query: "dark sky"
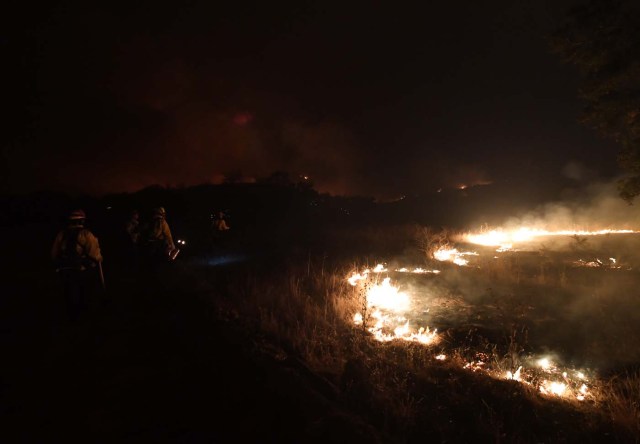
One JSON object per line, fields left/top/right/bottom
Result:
{"left": 2, "top": 0, "right": 620, "bottom": 199}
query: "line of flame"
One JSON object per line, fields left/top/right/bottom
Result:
{"left": 464, "top": 228, "right": 637, "bottom": 248}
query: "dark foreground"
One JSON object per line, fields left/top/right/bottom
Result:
{"left": 2, "top": 249, "right": 383, "bottom": 443}
{"left": 1, "top": 245, "right": 631, "bottom": 444}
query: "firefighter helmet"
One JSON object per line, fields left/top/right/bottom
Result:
{"left": 153, "top": 207, "right": 166, "bottom": 217}
{"left": 68, "top": 209, "right": 86, "bottom": 220}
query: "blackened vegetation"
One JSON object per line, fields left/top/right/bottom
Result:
{"left": 0, "top": 182, "right": 635, "bottom": 443}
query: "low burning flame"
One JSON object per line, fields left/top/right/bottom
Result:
{"left": 396, "top": 267, "right": 441, "bottom": 274}
{"left": 537, "top": 357, "right": 553, "bottom": 370}
{"left": 367, "top": 277, "right": 411, "bottom": 311}
{"left": 347, "top": 267, "right": 439, "bottom": 345}
{"left": 540, "top": 380, "right": 567, "bottom": 396}
{"left": 355, "top": 308, "right": 438, "bottom": 344}
{"left": 572, "top": 257, "right": 622, "bottom": 269}
{"left": 373, "top": 264, "right": 387, "bottom": 273}
{"left": 500, "top": 356, "right": 595, "bottom": 401}
{"left": 433, "top": 247, "right": 478, "bottom": 266}
{"left": 463, "top": 227, "right": 637, "bottom": 251}
{"left": 506, "top": 366, "right": 522, "bottom": 381}
{"left": 347, "top": 263, "right": 599, "bottom": 403}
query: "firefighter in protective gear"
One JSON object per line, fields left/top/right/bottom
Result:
{"left": 126, "top": 209, "right": 140, "bottom": 244}
{"left": 51, "top": 209, "right": 103, "bottom": 320}
{"left": 210, "top": 210, "right": 232, "bottom": 251}
{"left": 139, "top": 207, "right": 176, "bottom": 267}
{"left": 122, "top": 209, "right": 141, "bottom": 272}
{"left": 213, "top": 211, "right": 230, "bottom": 231}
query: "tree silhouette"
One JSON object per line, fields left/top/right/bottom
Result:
{"left": 550, "top": 0, "right": 640, "bottom": 201}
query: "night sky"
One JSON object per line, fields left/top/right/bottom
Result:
{"left": 3, "top": 0, "right": 620, "bottom": 199}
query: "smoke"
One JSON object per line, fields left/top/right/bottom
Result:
{"left": 378, "top": 178, "right": 640, "bottom": 371}
{"left": 562, "top": 161, "right": 597, "bottom": 182}
{"left": 279, "top": 121, "right": 361, "bottom": 195}
{"left": 383, "top": 246, "right": 640, "bottom": 371}
{"left": 490, "top": 179, "right": 640, "bottom": 232}
{"left": 86, "top": 112, "right": 364, "bottom": 196}
{"left": 15, "top": 40, "right": 371, "bottom": 196}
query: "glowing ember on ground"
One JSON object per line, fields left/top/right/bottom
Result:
{"left": 495, "top": 355, "right": 596, "bottom": 401}
{"left": 577, "top": 384, "right": 589, "bottom": 401}
{"left": 463, "top": 361, "right": 485, "bottom": 371}
{"left": 572, "top": 258, "right": 622, "bottom": 269}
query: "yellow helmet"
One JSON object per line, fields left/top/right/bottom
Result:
{"left": 153, "top": 207, "right": 166, "bottom": 217}
{"left": 68, "top": 209, "right": 86, "bottom": 220}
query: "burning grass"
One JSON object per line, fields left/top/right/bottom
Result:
{"left": 153, "top": 217, "right": 640, "bottom": 442}
{"left": 195, "top": 234, "right": 640, "bottom": 441}
{"left": 346, "top": 264, "right": 604, "bottom": 403}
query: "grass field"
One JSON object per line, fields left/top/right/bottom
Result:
{"left": 4, "top": 210, "right": 640, "bottom": 442}
{"left": 183, "top": 226, "right": 640, "bottom": 442}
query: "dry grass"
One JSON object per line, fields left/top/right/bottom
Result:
{"left": 195, "top": 263, "right": 626, "bottom": 441}
{"left": 603, "top": 371, "right": 640, "bottom": 439}
{"left": 219, "top": 262, "right": 362, "bottom": 374}
{"left": 415, "top": 225, "right": 454, "bottom": 260}
{"left": 190, "top": 223, "right": 640, "bottom": 441}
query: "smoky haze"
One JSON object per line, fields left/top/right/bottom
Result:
{"left": 381, "top": 230, "right": 640, "bottom": 374}
{"left": 463, "top": 179, "right": 640, "bottom": 233}
{"left": 3, "top": 0, "right": 622, "bottom": 199}
{"left": 371, "top": 177, "right": 640, "bottom": 373}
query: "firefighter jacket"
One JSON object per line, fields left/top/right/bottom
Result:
{"left": 126, "top": 218, "right": 140, "bottom": 244}
{"left": 213, "top": 218, "right": 230, "bottom": 231}
{"left": 141, "top": 216, "right": 175, "bottom": 251}
{"left": 51, "top": 226, "right": 103, "bottom": 270}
